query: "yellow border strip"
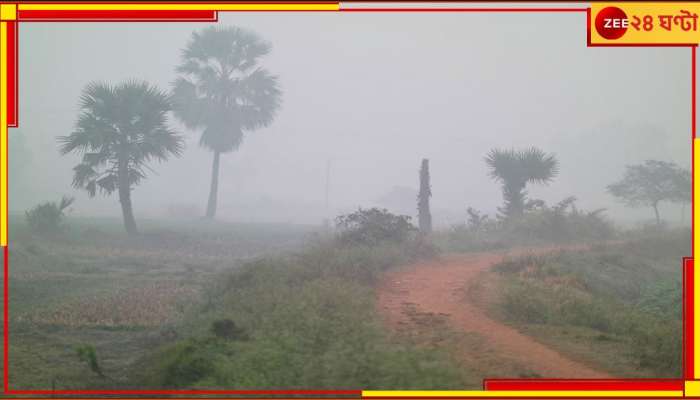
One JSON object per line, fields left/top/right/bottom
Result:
{"left": 0, "top": 21, "right": 7, "bottom": 248}
{"left": 362, "top": 390, "right": 684, "bottom": 398}
{"left": 17, "top": 3, "right": 340, "bottom": 11}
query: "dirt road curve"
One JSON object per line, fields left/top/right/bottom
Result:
{"left": 377, "top": 247, "right": 611, "bottom": 379}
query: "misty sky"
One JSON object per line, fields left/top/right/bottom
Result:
{"left": 11, "top": 11, "right": 693, "bottom": 226}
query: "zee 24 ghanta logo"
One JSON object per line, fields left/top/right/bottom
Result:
{"left": 595, "top": 6, "right": 699, "bottom": 40}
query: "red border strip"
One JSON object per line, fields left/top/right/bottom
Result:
{"left": 483, "top": 380, "right": 684, "bottom": 392}
{"left": 5, "top": 21, "right": 16, "bottom": 128}
{"left": 1, "top": 3, "right": 695, "bottom": 397}
{"left": 17, "top": 10, "right": 218, "bottom": 21}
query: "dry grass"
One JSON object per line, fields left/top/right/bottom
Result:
{"left": 20, "top": 282, "right": 199, "bottom": 328}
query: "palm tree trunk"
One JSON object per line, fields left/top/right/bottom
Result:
{"left": 118, "top": 159, "right": 138, "bottom": 235}
{"left": 205, "top": 150, "right": 221, "bottom": 219}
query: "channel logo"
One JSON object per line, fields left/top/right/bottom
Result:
{"left": 595, "top": 6, "right": 628, "bottom": 40}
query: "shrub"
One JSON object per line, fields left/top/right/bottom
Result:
{"left": 76, "top": 344, "right": 104, "bottom": 378}
{"left": 502, "top": 197, "right": 614, "bottom": 244}
{"left": 211, "top": 318, "right": 248, "bottom": 341}
{"left": 466, "top": 207, "right": 490, "bottom": 231}
{"left": 25, "top": 196, "right": 74, "bottom": 234}
{"left": 162, "top": 341, "right": 216, "bottom": 388}
{"left": 438, "top": 198, "right": 614, "bottom": 253}
{"left": 630, "top": 320, "right": 681, "bottom": 375}
{"left": 637, "top": 280, "right": 682, "bottom": 318}
{"left": 336, "top": 208, "right": 416, "bottom": 246}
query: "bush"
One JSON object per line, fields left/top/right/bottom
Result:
{"left": 211, "top": 319, "right": 248, "bottom": 341}
{"left": 76, "top": 344, "right": 104, "bottom": 378}
{"left": 25, "top": 196, "right": 74, "bottom": 234}
{"left": 336, "top": 208, "right": 416, "bottom": 246}
{"left": 501, "top": 197, "right": 614, "bottom": 244}
{"left": 161, "top": 341, "right": 216, "bottom": 388}
{"left": 438, "top": 198, "right": 614, "bottom": 252}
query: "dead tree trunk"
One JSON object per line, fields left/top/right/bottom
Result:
{"left": 418, "top": 158, "right": 432, "bottom": 234}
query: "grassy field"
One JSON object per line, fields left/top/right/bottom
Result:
{"left": 4, "top": 216, "right": 315, "bottom": 390}
{"left": 2, "top": 212, "right": 688, "bottom": 390}
{"left": 3, "top": 215, "right": 472, "bottom": 390}
{"left": 134, "top": 239, "right": 472, "bottom": 389}
{"left": 470, "top": 229, "right": 689, "bottom": 378}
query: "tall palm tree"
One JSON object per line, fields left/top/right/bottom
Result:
{"left": 58, "top": 81, "right": 184, "bottom": 235}
{"left": 172, "top": 26, "right": 282, "bottom": 219}
{"left": 485, "top": 147, "right": 559, "bottom": 218}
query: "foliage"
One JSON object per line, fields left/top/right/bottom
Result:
{"left": 466, "top": 207, "right": 490, "bottom": 231}
{"left": 637, "top": 280, "right": 682, "bottom": 318}
{"left": 25, "top": 196, "right": 74, "bottom": 234}
{"left": 607, "top": 160, "right": 690, "bottom": 225}
{"left": 336, "top": 208, "right": 417, "bottom": 246}
{"left": 76, "top": 344, "right": 104, "bottom": 378}
{"left": 485, "top": 147, "right": 559, "bottom": 218}
{"left": 161, "top": 341, "right": 216, "bottom": 388}
{"left": 506, "top": 197, "right": 614, "bottom": 243}
{"left": 58, "top": 80, "right": 184, "bottom": 234}
{"left": 172, "top": 26, "right": 282, "bottom": 218}
{"left": 438, "top": 198, "right": 613, "bottom": 252}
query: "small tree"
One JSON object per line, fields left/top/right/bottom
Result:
{"left": 58, "top": 81, "right": 184, "bottom": 235}
{"left": 466, "top": 207, "right": 489, "bottom": 232}
{"left": 607, "top": 160, "right": 690, "bottom": 226}
{"left": 485, "top": 147, "right": 559, "bottom": 219}
{"left": 417, "top": 159, "right": 432, "bottom": 234}
{"left": 25, "top": 196, "right": 75, "bottom": 234}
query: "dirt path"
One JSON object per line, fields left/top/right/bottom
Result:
{"left": 377, "top": 246, "right": 611, "bottom": 379}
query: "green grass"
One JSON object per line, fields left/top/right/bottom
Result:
{"left": 483, "top": 229, "right": 689, "bottom": 378}
{"left": 136, "top": 240, "right": 469, "bottom": 389}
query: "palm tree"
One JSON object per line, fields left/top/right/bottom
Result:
{"left": 485, "top": 147, "right": 559, "bottom": 218}
{"left": 171, "top": 26, "right": 282, "bottom": 219}
{"left": 58, "top": 81, "right": 184, "bottom": 235}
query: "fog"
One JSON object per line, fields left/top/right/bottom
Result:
{"left": 11, "top": 11, "right": 692, "bottom": 227}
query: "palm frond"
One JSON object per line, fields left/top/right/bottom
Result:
{"left": 173, "top": 26, "right": 281, "bottom": 153}
{"left": 62, "top": 80, "right": 184, "bottom": 197}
